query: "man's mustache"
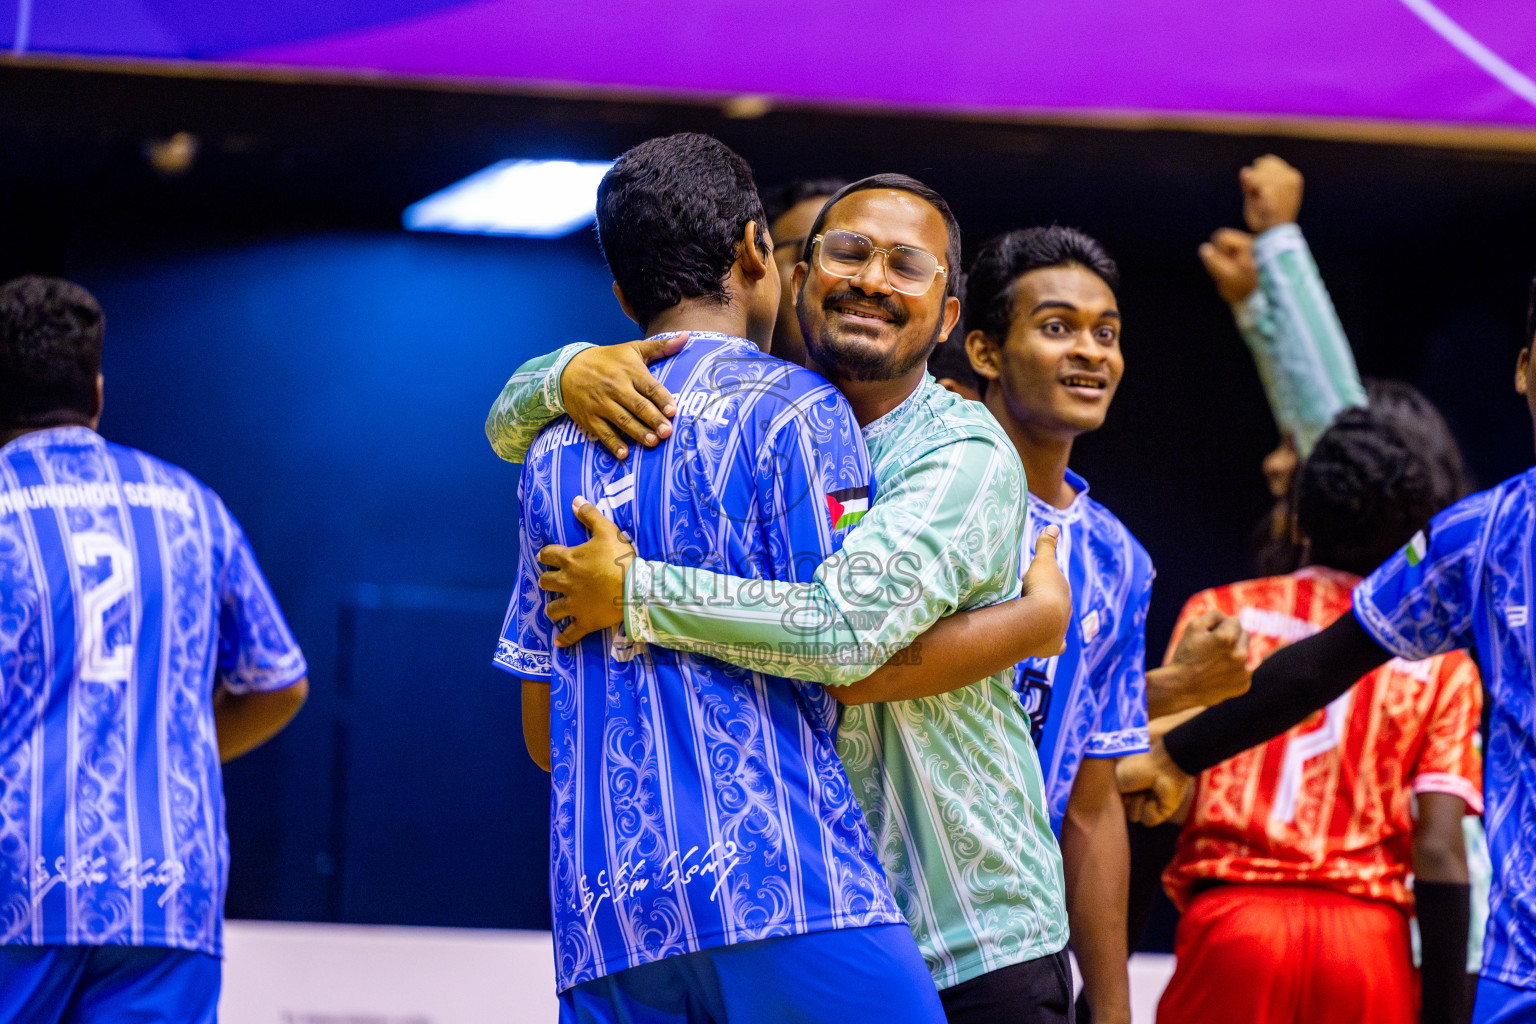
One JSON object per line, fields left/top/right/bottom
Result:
{"left": 821, "top": 287, "right": 908, "bottom": 326}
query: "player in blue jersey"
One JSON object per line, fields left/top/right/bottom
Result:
{"left": 0, "top": 276, "right": 308, "bottom": 1024}
{"left": 493, "top": 133, "right": 955, "bottom": 1024}
{"left": 1117, "top": 276, "right": 1536, "bottom": 1024}
{"left": 961, "top": 227, "right": 1251, "bottom": 1024}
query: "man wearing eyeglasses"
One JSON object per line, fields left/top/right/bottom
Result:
{"left": 488, "top": 174, "right": 1079, "bottom": 1022}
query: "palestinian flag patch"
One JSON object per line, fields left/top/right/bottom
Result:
{"left": 1405, "top": 530, "right": 1428, "bottom": 567}
{"left": 826, "top": 486, "right": 870, "bottom": 530}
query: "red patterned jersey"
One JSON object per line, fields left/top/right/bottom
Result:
{"left": 1162, "top": 567, "right": 1483, "bottom": 913}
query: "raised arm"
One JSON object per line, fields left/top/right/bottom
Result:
{"left": 485, "top": 335, "right": 686, "bottom": 463}
{"left": 1201, "top": 155, "right": 1366, "bottom": 459}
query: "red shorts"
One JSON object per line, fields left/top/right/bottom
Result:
{"left": 1157, "top": 884, "right": 1416, "bottom": 1024}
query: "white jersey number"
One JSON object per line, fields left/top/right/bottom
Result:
{"left": 72, "top": 532, "right": 137, "bottom": 683}
{"left": 1271, "top": 690, "right": 1354, "bottom": 825}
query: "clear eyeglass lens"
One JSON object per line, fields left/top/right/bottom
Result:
{"left": 888, "top": 248, "right": 938, "bottom": 290}
{"left": 818, "top": 231, "right": 939, "bottom": 295}
{"left": 821, "top": 232, "right": 873, "bottom": 270}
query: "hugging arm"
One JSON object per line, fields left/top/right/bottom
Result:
{"left": 485, "top": 337, "right": 685, "bottom": 463}
{"left": 626, "top": 433, "right": 1054, "bottom": 688}
{"left": 829, "top": 527, "right": 1069, "bottom": 704}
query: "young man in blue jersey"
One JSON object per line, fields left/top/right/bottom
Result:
{"left": 1117, "top": 280, "right": 1536, "bottom": 1024}
{"left": 961, "top": 227, "right": 1251, "bottom": 1024}
{"left": 493, "top": 133, "right": 988, "bottom": 1024}
{"left": 0, "top": 276, "right": 309, "bottom": 1024}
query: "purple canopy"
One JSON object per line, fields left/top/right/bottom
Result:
{"left": 9, "top": 0, "right": 1536, "bottom": 128}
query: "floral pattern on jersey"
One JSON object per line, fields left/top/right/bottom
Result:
{"left": 0, "top": 460, "right": 45, "bottom": 944}
{"left": 499, "top": 336, "right": 901, "bottom": 992}
{"left": 836, "top": 383, "right": 1069, "bottom": 986}
{"left": 604, "top": 378, "right": 1072, "bottom": 988}
{"left": 1016, "top": 477, "right": 1153, "bottom": 830}
{"left": 42, "top": 441, "right": 138, "bottom": 947}
{"left": 1354, "top": 473, "right": 1535, "bottom": 988}
{"left": 0, "top": 428, "right": 305, "bottom": 958}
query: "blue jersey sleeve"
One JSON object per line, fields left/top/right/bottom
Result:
{"left": 1084, "top": 552, "right": 1152, "bottom": 758}
{"left": 1353, "top": 492, "right": 1492, "bottom": 661}
{"left": 495, "top": 471, "right": 554, "bottom": 681}
{"left": 757, "top": 385, "right": 873, "bottom": 584}
{"left": 215, "top": 508, "right": 308, "bottom": 694}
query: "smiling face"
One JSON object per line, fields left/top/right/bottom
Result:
{"left": 793, "top": 189, "right": 959, "bottom": 383}
{"left": 972, "top": 263, "right": 1123, "bottom": 438}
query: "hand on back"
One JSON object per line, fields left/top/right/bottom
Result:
{"left": 559, "top": 333, "right": 687, "bottom": 459}
{"left": 538, "top": 497, "right": 635, "bottom": 647}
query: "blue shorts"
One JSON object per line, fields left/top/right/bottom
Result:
{"left": 1474, "top": 975, "right": 1536, "bottom": 1024}
{"left": 559, "top": 924, "right": 944, "bottom": 1024}
{"left": 0, "top": 945, "right": 220, "bottom": 1024}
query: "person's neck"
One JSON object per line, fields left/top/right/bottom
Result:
{"left": 646, "top": 299, "right": 763, "bottom": 350}
{"left": 810, "top": 362, "right": 927, "bottom": 427}
{"left": 983, "top": 388, "right": 1079, "bottom": 509}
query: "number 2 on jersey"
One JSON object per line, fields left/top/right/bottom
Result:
{"left": 72, "top": 532, "right": 137, "bottom": 683}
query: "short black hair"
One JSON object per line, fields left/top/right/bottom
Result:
{"left": 762, "top": 179, "right": 848, "bottom": 227}
{"left": 803, "top": 174, "right": 963, "bottom": 299}
{"left": 595, "top": 133, "right": 770, "bottom": 330}
{"left": 963, "top": 227, "right": 1120, "bottom": 346}
{"left": 928, "top": 333, "right": 980, "bottom": 393}
{"left": 1297, "top": 400, "right": 1463, "bottom": 577}
{"left": 0, "top": 275, "right": 104, "bottom": 430}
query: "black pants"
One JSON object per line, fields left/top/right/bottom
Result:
{"left": 939, "top": 948, "right": 1072, "bottom": 1023}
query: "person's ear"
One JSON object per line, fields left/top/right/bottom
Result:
{"left": 937, "top": 294, "right": 962, "bottom": 343}
{"left": 737, "top": 220, "right": 769, "bottom": 282}
{"left": 791, "top": 260, "right": 809, "bottom": 300}
{"left": 1517, "top": 347, "right": 1531, "bottom": 396}
{"left": 965, "top": 329, "right": 1003, "bottom": 383}
{"left": 612, "top": 282, "right": 641, "bottom": 328}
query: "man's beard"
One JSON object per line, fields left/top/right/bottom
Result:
{"left": 802, "top": 288, "right": 942, "bottom": 383}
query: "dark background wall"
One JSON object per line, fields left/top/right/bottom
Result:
{"left": 4, "top": 61, "right": 1535, "bottom": 945}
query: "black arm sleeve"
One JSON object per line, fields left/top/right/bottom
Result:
{"left": 1416, "top": 880, "right": 1472, "bottom": 1024}
{"left": 1163, "top": 611, "right": 1393, "bottom": 775}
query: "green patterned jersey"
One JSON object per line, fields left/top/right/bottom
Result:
{"left": 1232, "top": 223, "right": 1366, "bottom": 459}
{"left": 486, "top": 359, "right": 1068, "bottom": 987}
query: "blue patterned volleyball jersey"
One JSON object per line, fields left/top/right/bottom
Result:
{"left": 1353, "top": 467, "right": 1536, "bottom": 991}
{"left": 1014, "top": 469, "right": 1153, "bottom": 832}
{"left": 493, "top": 333, "right": 903, "bottom": 992}
{"left": 0, "top": 426, "right": 307, "bottom": 958}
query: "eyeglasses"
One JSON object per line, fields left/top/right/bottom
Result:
{"left": 812, "top": 230, "right": 947, "bottom": 296}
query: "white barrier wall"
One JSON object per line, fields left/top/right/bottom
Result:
{"left": 220, "top": 921, "right": 559, "bottom": 1024}
{"left": 220, "top": 921, "right": 1174, "bottom": 1024}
